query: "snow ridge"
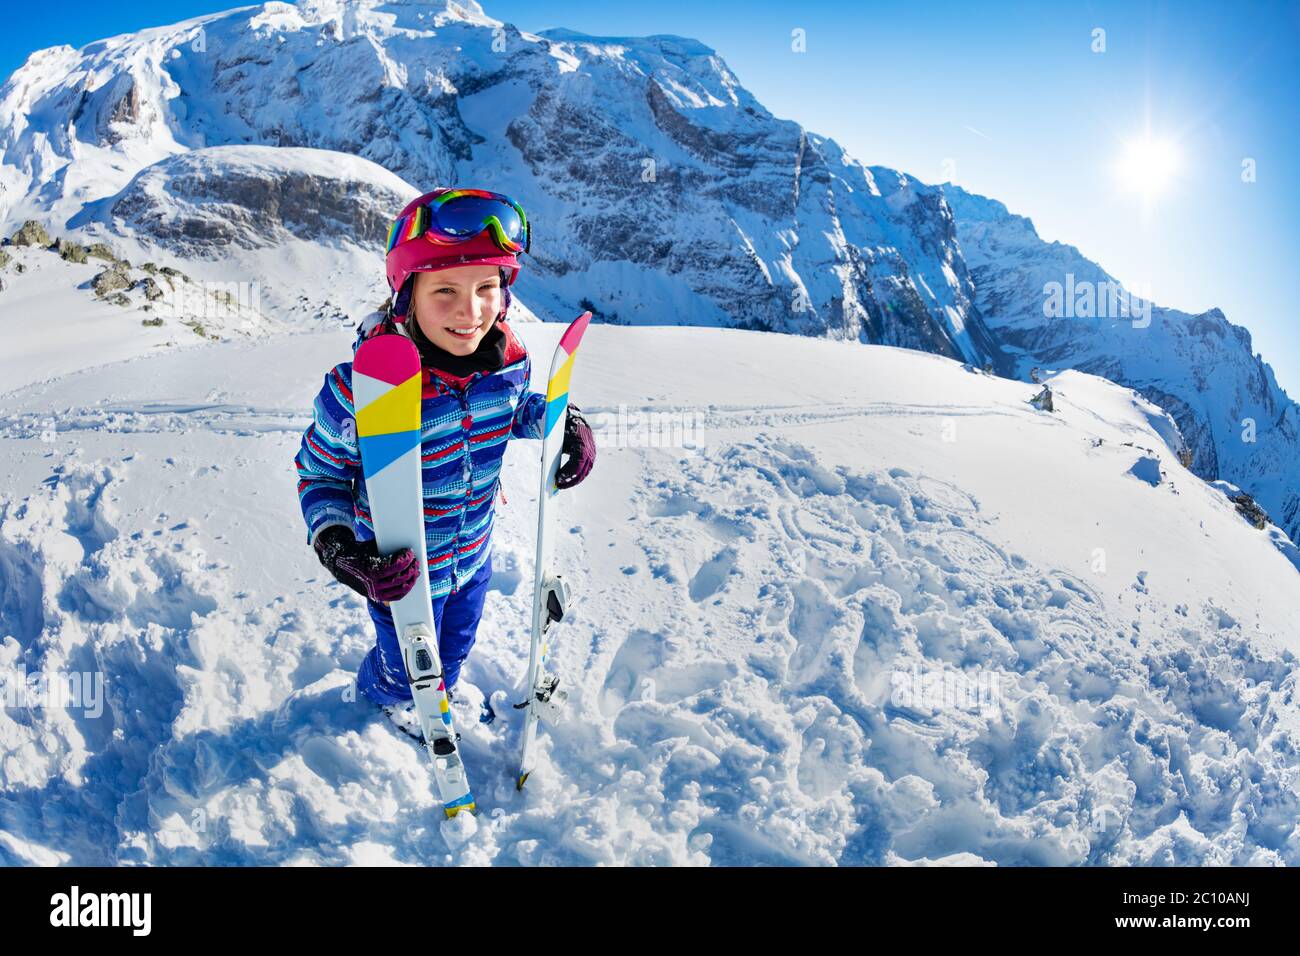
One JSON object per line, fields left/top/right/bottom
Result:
{"left": 944, "top": 184, "right": 1300, "bottom": 546}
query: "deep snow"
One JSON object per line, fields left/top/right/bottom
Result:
{"left": 1, "top": 320, "right": 1297, "bottom": 866}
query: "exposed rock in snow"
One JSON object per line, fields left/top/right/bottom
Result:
{"left": 87, "top": 146, "right": 415, "bottom": 255}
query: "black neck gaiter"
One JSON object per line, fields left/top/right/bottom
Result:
{"left": 406, "top": 315, "right": 507, "bottom": 377}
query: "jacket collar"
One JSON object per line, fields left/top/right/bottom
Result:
{"left": 422, "top": 319, "right": 529, "bottom": 396}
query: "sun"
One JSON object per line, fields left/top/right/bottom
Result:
{"left": 1115, "top": 136, "right": 1182, "bottom": 199}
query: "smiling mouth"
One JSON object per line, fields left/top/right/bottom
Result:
{"left": 446, "top": 325, "right": 480, "bottom": 338}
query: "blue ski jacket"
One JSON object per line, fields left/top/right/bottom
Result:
{"left": 294, "top": 316, "right": 546, "bottom": 597}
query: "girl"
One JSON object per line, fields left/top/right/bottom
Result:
{"left": 293, "top": 188, "right": 596, "bottom": 723}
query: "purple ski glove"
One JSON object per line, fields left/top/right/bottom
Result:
{"left": 555, "top": 404, "right": 596, "bottom": 490}
{"left": 313, "top": 525, "right": 420, "bottom": 604}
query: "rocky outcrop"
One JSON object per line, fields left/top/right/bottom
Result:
{"left": 131, "top": 276, "right": 165, "bottom": 301}
{"left": 10, "top": 220, "right": 50, "bottom": 246}
{"left": 1232, "top": 493, "right": 1269, "bottom": 530}
{"left": 91, "top": 263, "right": 131, "bottom": 296}
{"left": 104, "top": 146, "right": 414, "bottom": 254}
{"left": 56, "top": 238, "right": 87, "bottom": 263}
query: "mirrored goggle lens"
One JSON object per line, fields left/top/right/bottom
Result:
{"left": 433, "top": 196, "right": 525, "bottom": 243}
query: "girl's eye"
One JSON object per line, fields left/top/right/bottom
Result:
{"left": 434, "top": 285, "right": 495, "bottom": 293}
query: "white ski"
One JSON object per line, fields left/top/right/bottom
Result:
{"left": 516, "top": 311, "right": 592, "bottom": 791}
{"left": 354, "top": 333, "right": 475, "bottom": 817}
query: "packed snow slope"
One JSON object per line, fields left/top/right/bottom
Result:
{"left": 0, "top": 241, "right": 280, "bottom": 393}
{"left": 1, "top": 322, "right": 1298, "bottom": 866}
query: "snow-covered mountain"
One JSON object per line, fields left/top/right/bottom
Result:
{"left": 3, "top": 0, "right": 1292, "bottom": 541}
{"left": 944, "top": 185, "right": 1300, "bottom": 546}
{"left": 0, "top": 0, "right": 1005, "bottom": 363}
{"left": 1, "top": 323, "right": 1297, "bottom": 865}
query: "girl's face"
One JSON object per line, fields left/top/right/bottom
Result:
{"left": 410, "top": 265, "right": 503, "bottom": 355}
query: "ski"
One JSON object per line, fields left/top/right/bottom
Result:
{"left": 516, "top": 311, "right": 592, "bottom": 791}
{"left": 354, "top": 333, "right": 475, "bottom": 818}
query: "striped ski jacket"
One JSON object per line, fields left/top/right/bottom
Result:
{"left": 294, "top": 317, "right": 545, "bottom": 597}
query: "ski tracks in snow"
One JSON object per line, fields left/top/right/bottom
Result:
{"left": 534, "top": 433, "right": 1300, "bottom": 865}
{"left": 1, "top": 395, "right": 1296, "bottom": 864}
{"left": 0, "top": 401, "right": 307, "bottom": 440}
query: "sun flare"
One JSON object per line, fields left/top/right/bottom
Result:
{"left": 1115, "top": 136, "right": 1182, "bottom": 198}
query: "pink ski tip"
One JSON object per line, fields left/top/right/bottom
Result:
{"left": 558, "top": 311, "right": 592, "bottom": 355}
{"left": 355, "top": 333, "right": 421, "bottom": 385}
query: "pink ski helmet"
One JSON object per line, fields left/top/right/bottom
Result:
{"left": 384, "top": 188, "right": 528, "bottom": 320}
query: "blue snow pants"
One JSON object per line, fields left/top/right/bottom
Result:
{"left": 357, "top": 553, "right": 493, "bottom": 706}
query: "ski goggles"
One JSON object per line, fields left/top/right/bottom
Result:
{"left": 385, "top": 189, "right": 530, "bottom": 256}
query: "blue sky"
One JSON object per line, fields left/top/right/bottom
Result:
{"left": 4, "top": 0, "right": 1297, "bottom": 392}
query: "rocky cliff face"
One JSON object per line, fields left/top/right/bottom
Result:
{"left": 88, "top": 146, "right": 412, "bottom": 252}
{"left": 0, "top": 0, "right": 1007, "bottom": 367}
